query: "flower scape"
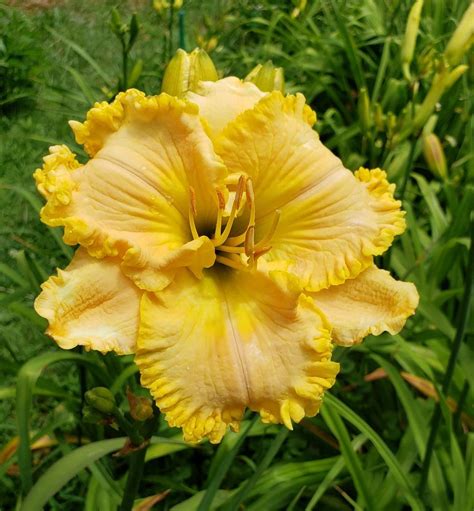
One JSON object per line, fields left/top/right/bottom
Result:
{"left": 33, "top": 57, "right": 419, "bottom": 444}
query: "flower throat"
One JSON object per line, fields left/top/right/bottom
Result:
{"left": 188, "top": 175, "right": 280, "bottom": 270}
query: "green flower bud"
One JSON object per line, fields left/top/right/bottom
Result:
{"left": 161, "top": 48, "right": 218, "bottom": 97}
{"left": 401, "top": 0, "right": 424, "bottom": 81}
{"left": 445, "top": 3, "right": 474, "bottom": 66}
{"left": 357, "top": 87, "right": 372, "bottom": 135}
{"left": 244, "top": 61, "right": 285, "bottom": 93}
{"left": 85, "top": 387, "right": 116, "bottom": 415}
{"left": 82, "top": 405, "right": 105, "bottom": 424}
{"left": 373, "top": 102, "right": 385, "bottom": 131}
{"left": 423, "top": 133, "right": 447, "bottom": 180}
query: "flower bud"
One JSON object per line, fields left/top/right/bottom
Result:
{"left": 401, "top": 0, "right": 424, "bottom": 81}
{"left": 423, "top": 133, "right": 447, "bottom": 179}
{"left": 444, "top": 2, "right": 474, "bottom": 66}
{"left": 244, "top": 61, "right": 285, "bottom": 93}
{"left": 127, "top": 388, "right": 154, "bottom": 422}
{"left": 153, "top": 0, "right": 183, "bottom": 12}
{"left": 82, "top": 405, "right": 105, "bottom": 424}
{"left": 161, "top": 48, "right": 218, "bottom": 97}
{"left": 373, "top": 102, "right": 385, "bottom": 131}
{"left": 85, "top": 387, "right": 116, "bottom": 415}
{"left": 357, "top": 87, "right": 372, "bottom": 135}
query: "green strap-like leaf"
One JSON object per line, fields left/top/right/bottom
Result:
{"left": 20, "top": 437, "right": 127, "bottom": 511}
{"left": 324, "top": 394, "right": 425, "bottom": 511}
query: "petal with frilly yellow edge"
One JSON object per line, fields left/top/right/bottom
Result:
{"left": 135, "top": 268, "right": 339, "bottom": 444}
{"left": 186, "top": 77, "right": 266, "bottom": 138}
{"left": 37, "top": 90, "right": 227, "bottom": 291}
{"left": 34, "top": 249, "right": 141, "bottom": 354}
{"left": 311, "top": 266, "right": 419, "bottom": 347}
{"left": 215, "top": 92, "right": 405, "bottom": 291}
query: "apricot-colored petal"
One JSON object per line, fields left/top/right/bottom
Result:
{"left": 35, "top": 91, "right": 227, "bottom": 291}
{"left": 135, "top": 269, "right": 339, "bottom": 443}
{"left": 215, "top": 92, "right": 405, "bottom": 291}
{"left": 186, "top": 77, "right": 265, "bottom": 137}
{"left": 311, "top": 266, "right": 419, "bottom": 346}
{"left": 34, "top": 249, "right": 141, "bottom": 354}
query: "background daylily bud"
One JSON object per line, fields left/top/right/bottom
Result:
{"left": 85, "top": 387, "right": 116, "bottom": 415}
{"left": 358, "top": 87, "right": 372, "bottom": 135}
{"left": 82, "top": 405, "right": 105, "bottom": 424}
{"left": 401, "top": 0, "right": 424, "bottom": 81}
{"left": 423, "top": 133, "right": 447, "bottom": 179}
{"left": 244, "top": 61, "right": 285, "bottom": 92}
{"left": 444, "top": 2, "right": 474, "bottom": 66}
{"left": 374, "top": 102, "right": 385, "bottom": 131}
{"left": 161, "top": 48, "right": 218, "bottom": 97}
{"left": 127, "top": 389, "right": 154, "bottom": 421}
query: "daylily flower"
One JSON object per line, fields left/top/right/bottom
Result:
{"left": 34, "top": 75, "right": 418, "bottom": 443}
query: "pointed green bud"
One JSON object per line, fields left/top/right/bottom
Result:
{"left": 357, "top": 88, "right": 372, "bottom": 135}
{"left": 401, "top": 0, "right": 424, "bottom": 81}
{"left": 374, "top": 102, "right": 385, "bottom": 131}
{"left": 423, "top": 133, "right": 447, "bottom": 180}
{"left": 85, "top": 387, "right": 116, "bottom": 415}
{"left": 161, "top": 48, "right": 218, "bottom": 97}
{"left": 244, "top": 61, "right": 285, "bottom": 93}
{"left": 445, "top": 2, "right": 474, "bottom": 66}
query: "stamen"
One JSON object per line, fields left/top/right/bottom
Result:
{"left": 246, "top": 179, "right": 255, "bottom": 227}
{"left": 245, "top": 226, "right": 255, "bottom": 268}
{"left": 213, "top": 175, "right": 245, "bottom": 246}
{"left": 216, "top": 255, "right": 248, "bottom": 271}
{"left": 216, "top": 245, "right": 246, "bottom": 254}
{"left": 214, "top": 189, "right": 225, "bottom": 239}
{"left": 188, "top": 187, "right": 199, "bottom": 240}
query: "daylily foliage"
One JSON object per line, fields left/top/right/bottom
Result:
{"left": 34, "top": 52, "right": 418, "bottom": 444}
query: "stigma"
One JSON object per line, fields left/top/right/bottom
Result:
{"left": 188, "top": 176, "right": 280, "bottom": 271}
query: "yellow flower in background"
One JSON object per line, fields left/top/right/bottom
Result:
{"left": 34, "top": 57, "right": 418, "bottom": 443}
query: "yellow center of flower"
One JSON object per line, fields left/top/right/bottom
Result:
{"left": 188, "top": 175, "right": 280, "bottom": 270}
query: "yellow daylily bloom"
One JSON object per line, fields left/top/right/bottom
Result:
{"left": 34, "top": 76, "right": 418, "bottom": 443}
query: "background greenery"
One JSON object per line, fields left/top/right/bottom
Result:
{"left": 0, "top": 0, "right": 472, "bottom": 509}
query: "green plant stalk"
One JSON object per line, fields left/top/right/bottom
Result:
{"left": 178, "top": 9, "right": 186, "bottom": 50}
{"left": 122, "top": 39, "right": 128, "bottom": 91}
{"left": 168, "top": 3, "right": 175, "bottom": 61}
{"left": 419, "top": 219, "right": 473, "bottom": 493}
{"left": 119, "top": 446, "right": 147, "bottom": 511}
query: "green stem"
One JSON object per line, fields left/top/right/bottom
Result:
{"left": 419, "top": 219, "right": 473, "bottom": 493}
{"left": 178, "top": 9, "right": 185, "bottom": 49}
{"left": 167, "top": 3, "right": 175, "bottom": 60}
{"left": 122, "top": 40, "right": 128, "bottom": 91}
{"left": 119, "top": 446, "right": 147, "bottom": 511}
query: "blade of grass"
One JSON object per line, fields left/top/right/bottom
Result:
{"left": 17, "top": 352, "right": 98, "bottom": 493}
{"left": 46, "top": 27, "right": 112, "bottom": 86}
{"left": 222, "top": 427, "right": 288, "bottom": 511}
{"left": 197, "top": 416, "right": 258, "bottom": 511}
{"left": 321, "top": 406, "right": 375, "bottom": 510}
{"left": 324, "top": 394, "right": 424, "bottom": 511}
{"left": 20, "top": 437, "right": 127, "bottom": 511}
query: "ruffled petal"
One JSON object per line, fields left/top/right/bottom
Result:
{"left": 135, "top": 269, "right": 339, "bottom": 443}
{"left": 34, "top": 249, "right": 141, "bottom": 354}
{"left": 186, "top": 77, "right": 265, "bottom": 137}
{"left": 311, "top": 266, "right": 419, "bottom": 346}
{"left": 36, "top": 90, "right": 228, "bottom": 291}
{"left": 215, "top": 92, "right": 405, "bottom": 291}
